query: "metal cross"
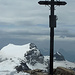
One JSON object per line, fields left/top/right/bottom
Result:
{"left": 38, "top": 0, "right": 67, "bottom": 75}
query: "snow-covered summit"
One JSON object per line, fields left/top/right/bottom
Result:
{"left": 0, "top": 43, "right": 45, "bottom": 75}
{"left": 0, "top": 43, "right": 45, "bottom": 70}
{"left": 0, "top": 43, "right": 30, "bottom": 58}
{"left": 0, "top": 43, "right": 39, "bottom": 59}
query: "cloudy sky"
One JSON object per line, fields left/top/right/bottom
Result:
{"left": 0, "top": 0, "right": 75, "bottom": 56}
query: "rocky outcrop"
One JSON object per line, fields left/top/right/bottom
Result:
{"left": 29, "top": 43, "right": 37, "bottom": 49}
{"left": 24, "top": 43, "right": 44, "bottom": 65}
{"left": 20, "top": 67, "right": 75, "bottom": 75}
{"left": 15, "top": 62, "right": 30, "bottom": 73}
{"left": 53, "top": 67, "right": 75, "bottom": 75}
{"left": 24, "top": 69, "right": 48, "bottom": 75}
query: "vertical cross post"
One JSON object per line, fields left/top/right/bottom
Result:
{"left": 38, "top": 1, "right": 67, "bottom": 75}
{"left": 50, "top": 0, "right": 54, "bottom": 75}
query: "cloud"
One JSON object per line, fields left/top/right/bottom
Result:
{"left": 55, "top": 24, "right": 75, "bottom": 38}
{"left": 0, "top": 21, "right": 50, "bottom": 41}
{"left": 0, "top": 0, "right": 75, "bottom": 26}
{"left": 55, "top": 0, "right": 75, "bottom": 25}
{"left": 0, "top": 0, "right": 48, "bottom": 25}
{"left": 0, "top": 0, "right": 75, "bottom": 53}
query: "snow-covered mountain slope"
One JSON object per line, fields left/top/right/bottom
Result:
{"left": 44, "top": 52, "right": 75, "bottom": 69}
{"left": 54, "top": 60, "right": 75, "bottom": 69}
{"left": 0, "top": 43, "right": 30, "bottom": 58}
{"left": 0, "top": 43, "right": 46, "bottom": 75}
{"left": 54, "top": 52, "right": 75, "bottom": 69}
{"left": 0, "top": 43, "right": 75, "bottom": 75}
{"left": 0, "top": 43, "right": 32, "bottom": 75}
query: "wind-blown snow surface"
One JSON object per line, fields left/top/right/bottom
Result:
{"left": 0, "top": 43, "right": 75, "bottom": 75}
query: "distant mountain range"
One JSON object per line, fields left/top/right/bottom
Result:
{"left": 0, "top": 43, "right": 75, "bottom": 75}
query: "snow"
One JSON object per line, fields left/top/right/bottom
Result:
{"left": 54, "top": 60, "right": 75, "bottom": 69}
{"left": 44, "top": 56, "right": 49, "bottom": 60}
{"left": 0, "top": 43, "right": 31, "bottom": 75}
{"left": 0, "top": 57, "right": 20, "bottom": 71}
{"left": 57, "top": 52, "right": 61, "bottom": 56}
{"left": 0, "top": 43, "right": 48, "bottom": 75}
{"left": 27, "top": 63, "right": 47, "bottom": 70}
{"left": 0, "top": 58, "right": 30, "bottom": 75}
{"left": 0, "top": 43, "right": 75, "bottom": 75}
{"left": 0, "top": 71, "right": 30, "bottom": 75}
{"left": 0, "top": 43, "right": 30, "bottom": 58}
{"left": 44, "top": 56, "right": 75, "bottom": 69}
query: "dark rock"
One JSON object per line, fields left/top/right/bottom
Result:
{"left": 15, "top": 62, "right": 30, "bottom": 72}
{"left": 54, "top": 67, "right": 75, "bottom": 75}
{"left": 24, "top": 43, "right": 44, "bottom": 65}
{"left": 15, "top": 65, "right": 23, "bottom": 73}
{"left": 25, "top": 69, "right": 48, "bottom": 75}
{"left": 54, "top": 52, "right": 65, "bottom": 61}
{"left": 30, "top": 43, "right": 37, "bottom": 49}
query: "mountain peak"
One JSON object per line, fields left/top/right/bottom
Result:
{"left": 24, "top": 43, "right": 44, "bottom": 65}
{"left": 56, "top": 52, "right": 62, "bottom": 56}
{"left": 54, "top": 52, "right": 65, "bottom": 61}
{"left": 29, "top": 43, "right": 37, "bottom": 49}
{"left": 0, "top": 43, "right": 31, "bottom": 58}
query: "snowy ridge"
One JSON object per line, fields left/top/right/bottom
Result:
{"left": 0, "top": 43, "right": 30, "bottom": 58}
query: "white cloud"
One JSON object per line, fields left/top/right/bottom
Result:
{"left": 55, "top": 36, "right": 75, "bottom": 41}
{"left": 36, "top": 35, "right": 49, "bottom": 41}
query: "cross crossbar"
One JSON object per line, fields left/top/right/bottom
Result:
{"left": 38, "top": 1, "right": 67, "bottom": 5}
{"left": 38, "top": 0, "right": 67, "bottom": 75}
